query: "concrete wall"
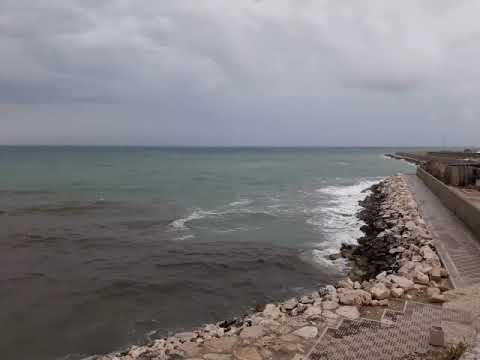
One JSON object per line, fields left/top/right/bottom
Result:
{"left": 417, "top": 167, "right": 480, "bottom": 239}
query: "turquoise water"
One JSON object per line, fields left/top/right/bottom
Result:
{"left": 0, "top": 147, "right": 415, "bottom": 360}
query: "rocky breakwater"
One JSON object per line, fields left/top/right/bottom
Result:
{"left": 341, "top": 176, "right": 450, "bottom": 302}
{"left": 93, "top": 176, "right": 450, "bottom": 360}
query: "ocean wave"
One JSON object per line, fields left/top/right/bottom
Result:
{"left": 173, "top": 234, "right": 195, "bottom": 241}
{"left": 169, "top": 206, "right": 277, "bottom": 232}
{"left": 169, "top": 209, "right": 218, "bottom": 230}
{"left": 308, "top": 179, "right": 381, "bottom": 265}
{"left": 228, "top": 198, "right": 253, "bottom": 207}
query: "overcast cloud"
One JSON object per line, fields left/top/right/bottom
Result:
{"left": 1, "top": 0, "right": 480, "bottom": 146}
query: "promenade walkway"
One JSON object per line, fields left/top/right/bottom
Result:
{"left": 405, "top": 174, "right": 480, "bottom": 288}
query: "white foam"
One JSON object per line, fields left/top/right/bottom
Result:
{"left": 228, "top": 198, "right": 253, "bottom": 207}
{"left": 308, "top": 179, "right": 381, "bottom": 265}
{"left": 169, "top": 209, "right": 217, "bottom": 230}
{"left": 173, "top": 234, "right": 195, "bottom": 241}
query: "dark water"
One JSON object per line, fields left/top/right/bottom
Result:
{"left": 0, "top": 147, "right": 415, "bottom": 360}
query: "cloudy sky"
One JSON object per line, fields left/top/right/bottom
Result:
{"left": 1, "top": 0, "right": 480, "bottom": 146}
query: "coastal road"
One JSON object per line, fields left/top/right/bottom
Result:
{"left": 405, "top": 174, "right": 480, "bottom": 288}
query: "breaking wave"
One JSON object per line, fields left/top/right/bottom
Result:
{"left": 307, "top": 179, "right": 381, "bottom": 264}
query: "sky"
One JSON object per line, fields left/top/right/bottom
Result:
{"left": 1, "top": 0, "right": 480, "bottom": 146}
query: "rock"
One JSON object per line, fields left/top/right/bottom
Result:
{"left": 233, "top": 346, "right": 263, "bottom": 360}
{"left": 292, "top": 326, "right": 319, "bottom": 339}
{"left": 398, "top": 262, "right": 416, "bottom": 277}
{"left": 262, "top": 304, "right": 281, "bottom": 320}
{"left": 259, "top": 319, "right": 280, "bottom": 328}
{"left": 335, "top": 306, "right": 360, "bottom": 320}
{"left": 292, "top": 354, "right": 307, "bottom": 360}
{"left": 291, "top": 304, "right": 307, "bottom": 316}
{"left": 426, "top": 287, "right": 441, "bottom": 298}
{"left": 328, "top": 253, "right": 342, "bottom": 261}
{"left": 176, "top": 331, "right": 197, "bottom": 341}
{"left": 378, "top": 299, "right": 389, "bottom": 306}
{"left": 430, "top": 294, "right": 446, "bottom": 303}
{"left": 437, "top": 279, "right": 450, "bottom": 292}
{"left": 415, "top": 263, "right": 433, "bottom": 275}
{"left": 322, "top": 310, "right": 339, "bottom": 320}
{"left": 389, "top": 275, "right": 414, "bottom": 289}
{"left": 391, "top": 288, "right": 404, "bottom": 298}
{"left": 204, "top": 354, "right": 232, "bottom": 360}
{"left": 370, "top": 283, "right": 390, "bottom": 300}
{"left": 204, "top": 337, "right": 238, "bottom": 353}
{"left": 303, "top": 305, "right": 322, "bottom": 318}
{"left": 337, "top": 278, "right": 354, "bottom": 289}
{"left": 240, "top": 325, "right": 264, "bottom": 339}
{"left": 421, "top": 246, "right": 439, "bottom": 263}
{"left": 129, "top": 346, "right": 148, "bottom": 358}
{"left": 300, "top": 296, "right": 314, "bottom": 304}
{"left": 321, "top": 300, "right": 339, "bottom": 311}
{"left": 414, "top": 271, "right": 430, "bottom": 285}
{"left": 283, "top": 298, "right": 298, "bottom": 311}
{"left": 430, "top": 265, "right": 442, "bottom": 281}
{"left": 179, "top": 342, "right": 202, "bottom": 357}
{"left": 337, "top": 289, "right": 371, "bottom": 306}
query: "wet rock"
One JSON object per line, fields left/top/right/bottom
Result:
{"left": 328, "top": 253, "right": 342, "bottom": 261}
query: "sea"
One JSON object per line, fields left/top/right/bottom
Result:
{"left": 0, "top": 146, "right": 416, "bottom": 360}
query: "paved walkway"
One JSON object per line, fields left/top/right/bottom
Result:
{"left": 404, "top": 174, "right": 480, "bottom": 288}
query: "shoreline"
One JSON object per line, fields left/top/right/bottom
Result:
{"left": 92, "top": 175, "right": 451, "bottom": 360}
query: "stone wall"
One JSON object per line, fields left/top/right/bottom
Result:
{"left": 417, "top": 167, "right": 480, "bottom": 240}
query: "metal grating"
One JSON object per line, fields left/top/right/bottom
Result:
{"left": 308, "top": 302, "right": 471, "bottom": 360}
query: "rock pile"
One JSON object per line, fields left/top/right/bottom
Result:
{"left": 339, "top": 176, "right": 450, "bottom": 303}
{"left": 93, "top": 176, "right": 451, "bottom": 360}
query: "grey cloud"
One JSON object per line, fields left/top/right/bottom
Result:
{"left": 1, "top": 0, "right": 480, "bottom": 145}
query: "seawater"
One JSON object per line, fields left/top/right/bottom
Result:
{"left": 0, "top": 146, "right": 416, "bottom": 360}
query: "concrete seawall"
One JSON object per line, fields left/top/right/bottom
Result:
{"left": 417, "top": 167, "right": 480, "bottom": 240}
